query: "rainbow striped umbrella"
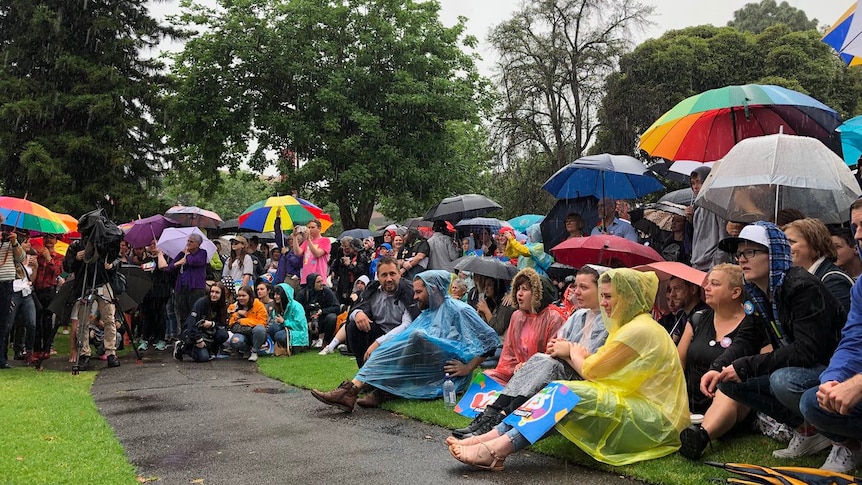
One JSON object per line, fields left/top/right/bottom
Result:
{"left": 239, "top": 196, "right": 330, "bottom": 233}
{"left": 0, "top": 196, "right": 67, "bottom": 234}
{"left": 295, "top": 197, "right": 333, "bottom": 232}
{"left": 638, "top": 84, "right": 842, "bottom": 162}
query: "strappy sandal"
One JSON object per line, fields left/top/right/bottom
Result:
{"left": 449, "top": 442, "right": 505, "bottom": 472}
{"left": 445, "top": 435, "right": 483, "bottom": 447}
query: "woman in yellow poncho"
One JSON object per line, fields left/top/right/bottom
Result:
{"left": 448, "top": 268, "right": 689, "bottom": 470}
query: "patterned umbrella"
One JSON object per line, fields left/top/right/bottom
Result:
{"left": 239, "top": 196, "right": 321, "bottom": 233}
{"left": 0, "top": 196, "right": 67, "bottom": 234}
{"left": 164, "top": 206, "right": 222, "bottom": 229}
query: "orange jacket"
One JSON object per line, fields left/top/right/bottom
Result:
{"left": 229, "top": 299, "right": 268, "bottom": 327}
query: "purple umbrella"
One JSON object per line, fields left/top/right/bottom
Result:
{"left": 123, "top": 215, "right": 178, "bottom": 248}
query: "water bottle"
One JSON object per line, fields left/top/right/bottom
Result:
{"left": 442, "top": 374, "right": 457, "bottom": 407}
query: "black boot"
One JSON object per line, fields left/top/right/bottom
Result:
{"left": 452, "top": 407, "right": 505, "bottom": 438}
{"left": 679, "top": 424, "right": 711, "bottom": 460}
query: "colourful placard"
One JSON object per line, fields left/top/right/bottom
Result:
{"left": 454, "top": 372, "right": 505, "bottom": 418}
{"left": 503, "top": 381, "right": 580, "bottom": 443}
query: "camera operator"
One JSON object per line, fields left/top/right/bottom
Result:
{"left": 0, "top": 215, "right": 26, "bottom": 369}
{"left": 64, "top": 237, "right": 122, "bottom": 370}
{"left": 297, "top": 273, "right": 339, "bottom": 348}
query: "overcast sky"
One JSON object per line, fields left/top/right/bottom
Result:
{"left": 148, "top": 0, "right": 852, "bottom": 72}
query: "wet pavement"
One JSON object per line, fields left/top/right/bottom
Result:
{"left": 91, "top": 351, "right": 645, "bottom": 485}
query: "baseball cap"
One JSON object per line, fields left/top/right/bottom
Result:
{"left": 230, "top": 235, "right": 248, "bottom": 245}
{"left": 718, "top": 224, "right": 769, "bottom": 254}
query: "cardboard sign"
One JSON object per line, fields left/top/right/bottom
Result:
{"left": 454, "top": 372, "right": 505, "bottom": 418}
{"left": 503, "top": 382, "right": 580, "bottom": 443}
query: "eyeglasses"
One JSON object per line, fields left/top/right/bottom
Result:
{"left": 733, "top": 249, "right": 767, "bottom": 261}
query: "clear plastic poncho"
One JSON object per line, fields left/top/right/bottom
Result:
{"left": 355, "top": 270, "right": 500, "bottom": 399}
{"left": 553, "top": 268, "right": 690, "bottom": 466}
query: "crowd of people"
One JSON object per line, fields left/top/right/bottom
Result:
{"left": 3, "top": 169, "right": 862, "bottom": 475}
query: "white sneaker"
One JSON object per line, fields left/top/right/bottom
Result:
{"left": 318, "top": 346, "right": 334, "bottom": 355}
{"left": 821, "top": 443, "right": 862, "bottom": 473}
{"left": 248, "top": 352, "right": 258, "bottom": 362}
{"left": 773, "top": 431, "right": 832, "bottom": 458}
{"left": 312, "top": 339, "right": 323, "bottom": 348}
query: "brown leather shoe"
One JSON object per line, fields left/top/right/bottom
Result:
{"left": 311, "top": 381, "right": 359, "bottom": 412}
{"left": 356, "top": 389, "right": 392, "bottom": 408}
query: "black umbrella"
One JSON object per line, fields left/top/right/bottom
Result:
{"left": 424, "top": 194, "right": 502, "bottom": 223}
{"left": 546, "top": 262, "right": 578, "bottom": 282}
{"left": 338, "top": 228, "right": 373, "bottom": 240}
{"left": 659, "top": 187, "right": 695, "bottom": 206}
{"left": 539, "top": 196, "right": 600, "bottom": 252}
{"left": 117, "top": 265, "right": 153, "bottom": 312}
{"left": 454, "top": 257, "right": 517, "bottom": 280}
{"left": 217, "top": 217, "right": 240, "bottom": 233}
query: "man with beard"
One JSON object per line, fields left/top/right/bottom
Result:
{"left": 311, "top": 269, "right": 498, "bottom": 411}
{"left": 343, "top": 256, "right": 419, "bottom": 368}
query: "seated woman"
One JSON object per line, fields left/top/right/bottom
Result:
{"left": 310, "top": 271, "right": 499, "bottom": 411}
{"left": 679, "top": 222, "right": 847, "bottom": 460}
{"left": 451, "top": 266, "right": 608, "bottom": 438}
{"left": 782, "top": 218, "right": 853, "bottom": 313}
{"left": 267, "top": 283, "right": 308, "bottom": 354}
{"left": 677, "top": 264, "right": 748, "bottom": 416}
{"left": 227, "top": 285, "right": 268, "bottom": 362}
{"left": 483, "top": 268, "right": 564, "bottom": 386}
{"left": 448, "top": 268, "right": 689, "bottom": 470}
{"left": 176, "top": 282, "right": 230, "bottom": 362}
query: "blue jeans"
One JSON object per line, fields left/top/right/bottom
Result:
{"left": 800, "top": 385, "right": 862, "bottom": 442}
{"left": 770, "top": 366, "right": 825, "bottom": 425}
{"left": 495, "top": 422, "right": 532, "bottom": 451}
{"left": 164, "top": 294, "right": 178, "bottom": 339}
{"left": 10, "top": 291, "right": 36, "bottom": 352}
{"left": 267, "top": 324, "right": 287, "bottom": 346}
{"left": 718, "top": 368, "right": 823, "bottom": 429}
{"left": 0, "top": 281, "right": 13, "bottom": 364}
{"left": 229, "top": 325, "right": 266, "bottom": 353}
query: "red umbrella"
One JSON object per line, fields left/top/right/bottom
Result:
{"left": 551, "top": 234, "right": 663, "bottom": 268}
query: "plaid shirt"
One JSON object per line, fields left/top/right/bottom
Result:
{"left": 34, "top": 250, "right": 64, "bottom": 290}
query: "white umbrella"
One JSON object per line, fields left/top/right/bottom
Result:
{"left": 695, "top": 134, "right": 862, "bottom": 224}
{"left": 157, "top": 227, "right": 218, "bottom": 260}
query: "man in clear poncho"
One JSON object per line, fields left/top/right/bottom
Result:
{"left": 448, "top": 268, "right": 690, "bottom": 470}
{"left": 310, "top": 270, "right": 500, "bottom": 412}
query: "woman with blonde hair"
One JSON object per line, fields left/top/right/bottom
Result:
{"left": 448, "top": 268, "right": 688, "bottom": 470}
{"left": 677, "top": 263, "right": 748, "bottom": 415}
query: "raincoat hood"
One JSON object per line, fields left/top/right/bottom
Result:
{"left": 602, "top": 268, "right": 658, "bottom": 334}
{"left": 510, "top": 267, "right": 545, "bottom": 313}
{"left": 692, "top": 165, "right": 711, "bottom": 181}
{"left": 416, "top": 270, "right": 451, "bottom": 311}
{"left": 353, "top": 275, "right": 370, "bottom": 292}
{"left": 276, "top": 282, "right": 295, "bottom": 302}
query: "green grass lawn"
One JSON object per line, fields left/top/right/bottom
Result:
{"left": 0, "top": 368, "right": 138, "bottom": 485}
{"left": 258, "top": 351, "right": 827, "bottom": 485}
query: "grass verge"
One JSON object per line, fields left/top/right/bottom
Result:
{"left": 258, "top": 351, "right": 826, "bottom": 485}
{"left": 0, "top": 368, "right": 138, "bottom": 484}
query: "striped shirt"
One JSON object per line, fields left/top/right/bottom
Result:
{"left": 0, "top": 241, "right": 25, "bottom": 282}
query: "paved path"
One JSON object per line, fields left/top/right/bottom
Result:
{"left": 91, "top": 351, "right": 645, "bottom": 485}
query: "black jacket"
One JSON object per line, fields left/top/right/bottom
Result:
{"left": 710, "top": 266, "right": 846, "bottom": 380}
{"left": 812, "top": 259, "right": 853, "bottom": 315}
{"left": 354, "top": 278, "right": 420, "bottom": 322}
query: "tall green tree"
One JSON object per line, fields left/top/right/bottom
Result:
{"left": 0, "top": 0, "right": 182, "bottom": 219}
{"left": 728, "top": 0, "right": 818, "bottom": 34}
{"left": 592, "top": 24, "right": 862, "bottom": 157}
{"left": 166, "top": 0, "right": 491, "bottom": 228}
{"left": 485, "top": 0, "right": 652, "bottom": 216}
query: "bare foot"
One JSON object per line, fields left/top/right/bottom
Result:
{"left": 448, "top": 442, "right": 505, "bottom": 471}
{"left": 445, "top": 429, "right": 501, "bottom": 447}
{"left": 68, "top": 351, "right": 77, "bottom": 363}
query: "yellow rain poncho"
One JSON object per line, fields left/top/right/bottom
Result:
{"left": 554, "top": 268, "right": 690, "bottom": 466}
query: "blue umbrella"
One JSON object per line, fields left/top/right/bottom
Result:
{"left": 507, "top": 214, "right": 544, "bottom": 232}
{"left": 542, "top": 153, "right": 665, "bottom": 200}
{"left": 838, "top": 115, "right": 862, "bottom": 167}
